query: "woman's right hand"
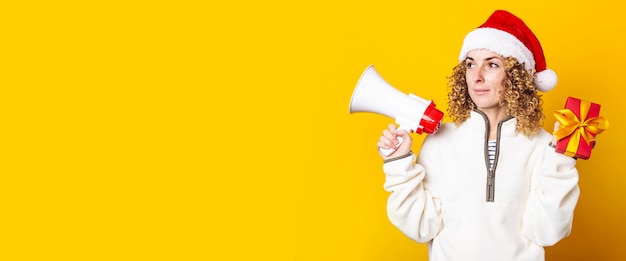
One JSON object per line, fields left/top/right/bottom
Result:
{"left": 377, "top": 124, "right": 413, "bottom": 160}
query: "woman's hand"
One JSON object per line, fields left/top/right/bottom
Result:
{"left": 552, "top": 121, "right": 559, "bottom": 146}
{"left": 377, "top": 124, "right": 413, "bottom": 160}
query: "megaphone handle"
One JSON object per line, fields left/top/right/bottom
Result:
{"left": 379, "top": 125, "right": 410, "bottom": 157}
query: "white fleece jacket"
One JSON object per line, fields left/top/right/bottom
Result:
{"left": 383, "top": 111, "right": 579, "bottom": 261}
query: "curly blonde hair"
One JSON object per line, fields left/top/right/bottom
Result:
{"left": 446, "top": 56, "right": 544, "bottom": 137}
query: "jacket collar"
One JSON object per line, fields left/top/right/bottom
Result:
{"left": 469, "top": 110, "right": 518, "bottom": 137}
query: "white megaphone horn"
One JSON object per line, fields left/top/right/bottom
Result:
{"left": 349, "top": 65, "right": 444, "bottom": 156}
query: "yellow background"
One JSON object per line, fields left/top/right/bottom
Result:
{"left": 2, "top": 1, "right": 624, "bottom": 260}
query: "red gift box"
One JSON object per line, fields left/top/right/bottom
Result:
{"left": 553, "top": 97, "right": 609, "bottom": 159}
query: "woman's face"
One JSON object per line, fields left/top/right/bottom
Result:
{"left": 465, "top": 49, "right": 506, "bottom": 111}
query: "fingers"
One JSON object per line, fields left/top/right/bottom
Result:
{"left": 378, "top": 128, "right": 398, "bottom": 150}
{"left": 552, "top": 121, "right": 560, "bottom": 145}
{"left": 388, "top": 123, "right": 397, "bottom": 133}
{"left": 377, "top": 124, "right": 409, "bottom": 150}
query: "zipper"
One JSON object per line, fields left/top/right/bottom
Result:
{"left": 475, "top": 110, "right": 510, "bottom": 202}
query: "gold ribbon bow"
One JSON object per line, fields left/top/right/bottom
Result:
{"left": 553, "top": 100, "right": 609, "bottom": 156}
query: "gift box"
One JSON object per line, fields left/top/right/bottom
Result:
{"left": 553, "top": 97, "right": 609, "bottom": 159}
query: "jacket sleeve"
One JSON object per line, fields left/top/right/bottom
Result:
{"left": 383, "top": 153, "right": 443, "bottom": 243}
{"left": 522, "top": 146, "right": 580, "bottom": 246}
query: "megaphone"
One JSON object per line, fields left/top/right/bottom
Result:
{"left": 349, "top": 65, "right": 444, "bottom": 156}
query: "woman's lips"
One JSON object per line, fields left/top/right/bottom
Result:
{"left": 474, "top": 89, "right": 490, "bottom": 95}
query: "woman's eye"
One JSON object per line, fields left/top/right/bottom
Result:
{"left": 466, "top": 63, "right": 475, "bottom": 68}
{"left": 489, "top": 63, "right": 499, "bottom": 68}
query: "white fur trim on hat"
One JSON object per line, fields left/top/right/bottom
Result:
{"left": 459, "top": 28, "right": 535, "bottom": 71}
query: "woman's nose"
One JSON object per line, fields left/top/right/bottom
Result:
{"left": 472, "top": 67, "right": 484, "bottom": 83}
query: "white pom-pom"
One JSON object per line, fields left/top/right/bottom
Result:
{"left": 534, "top": 69, "right": 557, "bottom": 92}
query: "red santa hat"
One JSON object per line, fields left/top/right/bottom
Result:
{"left": 458, "top": 10, "right": 557, "bottom": 92}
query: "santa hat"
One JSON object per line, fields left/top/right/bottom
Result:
{"left": 458, "top": 10, "right": 557, "bottom": 92}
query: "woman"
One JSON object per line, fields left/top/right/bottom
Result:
{"left": 376, "top": 10, "right": 579, "bottom": 261}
